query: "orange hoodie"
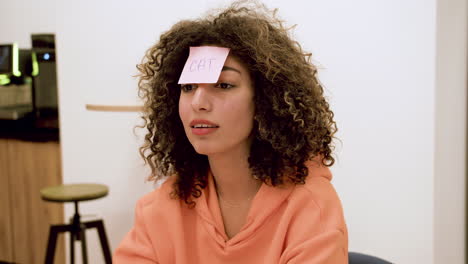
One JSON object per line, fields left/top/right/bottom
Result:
{"left": 114, "top": 161, "right": 348, "bottom": 263}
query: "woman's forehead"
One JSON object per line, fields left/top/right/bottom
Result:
{"left": 223, "top": 55, "right": 249, "bottom": 75}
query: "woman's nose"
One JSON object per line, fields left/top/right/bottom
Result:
{"left": 191, "top": 85, "right": 212, "bottom": 111}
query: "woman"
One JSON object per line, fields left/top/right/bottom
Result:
{"left": 114, "top": 1, "right": 348, "bottom": 263}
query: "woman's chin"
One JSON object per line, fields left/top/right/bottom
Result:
{"left": 193, "top": 146, "right": 216, "bottom": 156}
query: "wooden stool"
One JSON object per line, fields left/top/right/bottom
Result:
{"left": 40, "top": 183, "right": 112, "bottom": 264}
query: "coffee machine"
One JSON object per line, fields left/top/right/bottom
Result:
{"left": 0, "top": 33, "right": 59, "bottom": 130}
{"left": 0, "top": 43, "right": 34, "bottom": 120}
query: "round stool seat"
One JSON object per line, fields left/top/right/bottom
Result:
{"left": 40, "top": 183, "right": 109, "bottom": 202}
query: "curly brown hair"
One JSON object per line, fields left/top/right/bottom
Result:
{"left": 137, "top": 0, "right": 338, "bottom": 208}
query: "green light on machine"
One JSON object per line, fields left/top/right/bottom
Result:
{"left": 11, "top": 43, "right": 21, "bottom": 77}
{"left": 31, "top": 51, "right": 39, "bottom": 76}
{"left": 0, "top": 74, "right": 10, "bottom": 85}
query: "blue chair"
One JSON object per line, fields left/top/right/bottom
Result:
{"left": 349, "top": 252, "right": 393, "bottom": 264}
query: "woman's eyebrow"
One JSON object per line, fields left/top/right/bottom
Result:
{"left": 221, "top": 66, "right": 241, "bottom": 74}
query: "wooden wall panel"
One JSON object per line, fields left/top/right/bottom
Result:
{"left": 0, "top": 139, "right": 64, "bottom": 263}
{"left": 0, "top": 139, "right": 13, "bottom": 262}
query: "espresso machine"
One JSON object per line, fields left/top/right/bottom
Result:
{"left": 0, "top": 43, "right": 34, "bottom": 120}
{"left": 0, "top": 34, "right": 59, "bottom": 131}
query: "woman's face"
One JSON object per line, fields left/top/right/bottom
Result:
{"left": 178, "top": 54, "right": 255, "bottom": 156}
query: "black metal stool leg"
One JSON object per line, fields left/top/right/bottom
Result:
{"left": 45, "top": 224, "right": 73, "bottom": 264}
{"left": 70, "top": 231, "right": 75, "bottom": 264}
{"left": 45, "top": 225, "right": 59, "bottom": 264}
{"left": 83, "top": 220, "right": 112, "bottom": 264}
{"left": 80, "top": 224, "right": 88, "bottom": 264}
{"left": 96, "top": 220, "right": 112, "bottom": 264}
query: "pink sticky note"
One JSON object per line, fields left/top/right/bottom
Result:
{"left": 178, "top": 46, "right": 230, "bottom": 84}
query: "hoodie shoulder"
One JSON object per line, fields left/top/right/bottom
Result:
{"left": 291, "top": 160, "right": 346, "bottom": 231}
{"left": 301, "top": 159, "right": 340, "bottom": 205}
{"left": 279, "top": 160, "right": 348, "bottom": 263}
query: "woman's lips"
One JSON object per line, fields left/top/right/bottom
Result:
{"left": 191, "top": 127, "right": 219, "bottom": 135}
{"left": 189, "top": 119, "right": 219, "bottom": 127}
{"left": 189, "top": 119, "right": 219, "bottom": 135}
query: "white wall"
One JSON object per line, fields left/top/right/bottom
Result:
{"left": 434, "top": 0, "right": 467, "bottom": 262}
{"left": 1, "top": 0, "right": 465, "bottom": 263}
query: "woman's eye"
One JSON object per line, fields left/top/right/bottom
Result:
{"left": 216, "top": 82, "right": 234, "bottom": 89}
{"left": 181, "top": 84, "right": 196, "bottom": 92}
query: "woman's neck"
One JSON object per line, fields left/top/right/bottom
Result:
{"left": 208, "top": 146, "right": 262, "bottom": 204}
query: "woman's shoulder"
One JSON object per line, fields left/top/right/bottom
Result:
{"left": 287, "top": 160, "right": 346, "bottom": 230}
{"left": 278, "top": 162, "right": 348, "bottom": 261}
{"left": 296, "top": 159, "right": 339, "bottom": 199}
